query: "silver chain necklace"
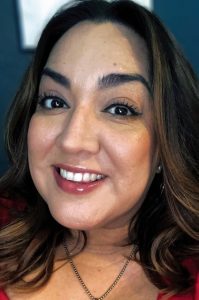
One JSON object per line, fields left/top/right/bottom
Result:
{"left": 63, "top": 239, "right": 135, "bottom": 300}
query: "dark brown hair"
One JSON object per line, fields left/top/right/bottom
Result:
{"left": 0, "top": 0, "right": 198, "bottom": 295}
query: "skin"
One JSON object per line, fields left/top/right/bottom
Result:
{"left": 9, "top": 21, "right": 161, "bottom": 299}
{"left": 28, "top": 22, "right": 158, "bottom": 232}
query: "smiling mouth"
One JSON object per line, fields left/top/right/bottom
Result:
{"left": 58, "top": 168, "right": 106, "bottom": 183}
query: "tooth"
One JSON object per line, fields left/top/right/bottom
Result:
{"left": 83, "top": 173, "right": 90, "bottom": 182}
{"left": 60, "top": 168, "right": 104, "bottom": 182}
{"left": 66, "top": 171, "right": 74, "bottom": 181}
{"left": 60, "top": 169, "right": 67, "bottom": 179}
{"left": 73, "top": 173, "right": 83, "bottom": 182}
{"left": 60, "top": 169, "right": 64, "bottom": 177}
{"left": 90, "top": 174, "right": 97, "bottom": 181}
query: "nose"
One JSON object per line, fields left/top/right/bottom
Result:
{"left": 57, "top": 107, "right": 100, "bottom": 155}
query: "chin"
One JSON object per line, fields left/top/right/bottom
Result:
{"left": 49, "top": 208, "right": 105, "bottom": 231}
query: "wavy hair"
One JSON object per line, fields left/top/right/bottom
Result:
{"left": 0, "top": 0, "right": 198, "bottom": 295}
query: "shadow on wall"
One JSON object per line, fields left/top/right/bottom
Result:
{"left": 0, "top": 0, "right": 199, "bottom": 176}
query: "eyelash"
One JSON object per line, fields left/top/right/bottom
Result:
{"left": 104, "top": 100, "right": 141, "bottom": 117}
{"left": 37, "top": 93, "right": 69, "bottom": 110}
{"left": 37, "top": 93, "right": 141, "bottom": 118}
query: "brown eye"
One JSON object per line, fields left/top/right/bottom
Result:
{"left": 114, "top": 106, "right": 130, "bottom": 115}
{"left": 39, "top": 96, "right": 69, "bottom": 110}
{"left": 104, "top": 102, "right": 141, "bottom": 117}
{"left": 50, "top": 99, "right": 65, "bottom": 108}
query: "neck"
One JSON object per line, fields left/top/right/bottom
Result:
{"left": 86, "top": 226, "right": 129, "bottom": 252}
{"left": 65, "top": 223, "right": 131, "bottom": 258}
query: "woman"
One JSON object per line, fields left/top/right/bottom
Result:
{"left": 0, "top": 0, "right": 198, "bottom": 299}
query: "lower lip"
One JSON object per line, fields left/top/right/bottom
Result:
{"left": 54, "top": 169, "right": 106, "bottom": 194}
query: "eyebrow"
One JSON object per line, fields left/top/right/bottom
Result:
{"left": 41, "top": 67, "right": 151, "bottom": 94}
{"left": 41, "top": 67, "right": 70, "bottom": 88}
{"left": 98, "top": 73, "right": 151, "bottom": 94}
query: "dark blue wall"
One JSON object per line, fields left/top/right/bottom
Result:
{"left": 0, "top": 0, "right": 199, "bottom": 175}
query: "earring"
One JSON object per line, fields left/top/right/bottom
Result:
{"left": 156, "top": 165, "right": 162, "bottom": 174}
{"left": 159, "top": 182, "right": 165, "bottom": 197}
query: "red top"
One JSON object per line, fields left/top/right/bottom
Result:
{"left": 158, "top": 258, "right": 199, "bottom": 300}
{"left": 0, "top": 198, "right": 198, "bottom": 299}
{"left": 0, "top": 291, "right": 8, "bottom": 300}
{"left": 0, "top": 197, "right": 26, "bottom": 226}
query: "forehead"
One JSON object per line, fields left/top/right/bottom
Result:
{"left": 45, "top": 21, "right": 149, "bottom": 87}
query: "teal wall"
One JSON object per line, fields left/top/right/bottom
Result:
{"left": 154, "top": 0, "right": 199, "bottom": 74}
{"left": 0, "top": 0, "right": 32, "bottom": 174}
{"left": 0, "top": 0, "right": 199, "bottom": 175}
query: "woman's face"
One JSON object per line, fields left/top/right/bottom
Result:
{"left": 28, "top": 22, "right": 158, "bottom": 230}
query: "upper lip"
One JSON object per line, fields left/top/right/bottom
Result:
{"left": 54, "top": 164, "right": 106, "bottom": 176}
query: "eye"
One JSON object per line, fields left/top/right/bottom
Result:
{"left": 38, "top": 94, "right": 69, "bottom": 110}
{"left": 104, "top": 101, "right": 141, "bottom": 117}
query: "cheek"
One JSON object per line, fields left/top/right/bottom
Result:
{"left": 27, "top": 115, "right": 58, "bottom": 159}
{"left": 27, "top": 118, "right": 40, "bottom": 161}
{"left": 102, "top": 125, "right": 156, "bottom": 173}
{"left": 27, "top": 116, "right": 60, "bottom": 198}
